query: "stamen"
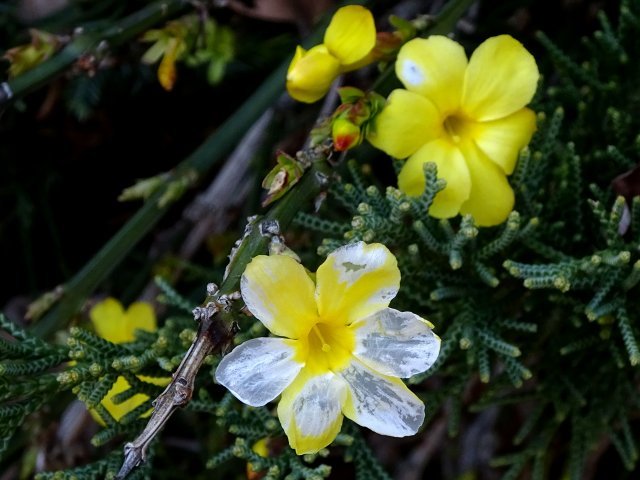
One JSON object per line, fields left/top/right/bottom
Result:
{"left": 443, "top": 114, "right": 465, "bottom": 144}
{"left": 312, "top": 325, "right": 332, "bottom": 352}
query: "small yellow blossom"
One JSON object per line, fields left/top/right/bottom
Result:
{"left": 367, "top": 35, "right": 539, "bottom": 226}
{"left": 246, "top": 438, "right": 271, "bottom": 479}
{"left": 216, "top": 242, "right": 440, "bottom": 454}
{"left": 88, "top": 298, "right": 168, "bottom": 424}
{"left": 286, "top": 6, "right": 376, "bottom": 103}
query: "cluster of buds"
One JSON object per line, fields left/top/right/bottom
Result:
{"left": 141, "top": 15, "right": 234, "bottom": 91}
{"left": 323, "top": 86, "right": 385, "bottom": 152}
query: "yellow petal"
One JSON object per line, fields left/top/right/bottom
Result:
{"left": 241, "top": 255, "right": 318, "bottom": 339}
{"left": 367, "top": 89, "right": 442, "bottom": 159}
{"left": 138, "top": 374, "right": 170, "bottom": 387}
{"left": 123, "top": 302, "right": 157, "bottom": 339}
{"left": 277, "top": 370, "right": 346, "bottom": 454}
{"left": 158, "top": 38, "right": 179, "bottom": 91}
{"left": 469, "top": 108, "right": 537, "bottom": 174}
{"left": 90, "top": 299, "right": 156, "bottom": 344}
{"left": 459, "top": 142, "right": 515, "bottom": 226}
{"left": 90, "top": 376, "right": 152, "bottom": 425}
{"left": 286, "top": 45, "right": 340, "bottom": 103}
{"left": 398, "top": 139, "right": 471, "bottom": 218}
{"left": 315, "top": 242, "right": 400, "bottom": 326}
{"left": 90, "top": 298, "right": 126, "bottom": 343}
{"left": 396, "top": 36, "right": 468, "bottom": 115}
{"left": 462, "top": 35, "right": 539, "bottom": 121}
{"left": 324, "top": 5, "right": 376, "bottom": 65}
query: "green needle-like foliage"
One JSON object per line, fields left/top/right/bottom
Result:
{"left": 3, "top": 0, "right": 640, "bottom": 478}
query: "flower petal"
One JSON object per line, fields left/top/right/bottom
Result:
{"left": 90, "top": 299, "right": 157, "bottom": 344}
{"left": 459, "top": 142, "right": 515, "bottom": 226}
{"left": 469, "top": 108, "right": 537, "bottom": 174}
{"left": 351, "top": 308, "right": 441, "bottom": 378}
{"left": 316, "top": 242, "right": 400, "bottom": 326}
{"left": 367, "top": 89, "right": 442, "bottom": 159}
{"left": 158, "top": 38, "right": 180, "bottom": 91}
{"left": 124, "top": 302, "right": 157, "bottom": 336}
{"left": 277, "top": 370, "right": 346, "bottom": 454}
{"left": 216, "top": 338, "right": 303, "bottom": 407}
{"left": 462, "top": 35, "right": 539, "bottom": 121}
{"left": 286, "top": 45, "right": 341, "bottom": 103}
{"left": 324, "top": 5, "right": 376, "bottom": 65}
{"left": 91, "top": 376, "right": 150, "bottom": 425}
{"left": 396, "top": 36, "right": 467, "bottom": 114}
{"left": 241, "top": 254, "right": 318, "bottom": 338}
{"left": 398, "top": 139, "right": 471, "bottom": 218}
{"left": 340, "top": 359, "right": 425, "bottom": 436}
{"left": 90, "top": 298, "right": 126, "bottom": 343}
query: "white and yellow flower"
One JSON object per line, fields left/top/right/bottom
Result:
{"left": 216, "top": 242, "right": 440, "bottom": 454}
{"left": 367, "top": 35, "right": 539, "bottom": 226}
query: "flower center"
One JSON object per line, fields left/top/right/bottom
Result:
{"left": 443, "top": 113, "right": 468, "bottom": 144}
{"left": 303, "top": 322, "right": 355, "bottom": 373}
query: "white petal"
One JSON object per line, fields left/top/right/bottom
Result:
{"left": 215, "top": 338, "right": 303, "bottom": 407}
{"left": 278, "top": 371, "right": 347, "bottom": 454}
{"left": 352, "top": 308, "right": 441, "bottom": 378}
{"left": 340, "top": 359, "right": 425, "bottom": 437}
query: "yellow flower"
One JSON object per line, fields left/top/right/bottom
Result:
{"left": 89, "top": 298, "right": 168, "bottom": 424}
{"left": 367, "top": 35, "right": 539, "bottom": 226}
{"left": 216, "top": 242, "right": 440, "bottom": 454}
{"left": 286, "top": 5, "right": 376, "bottom": 103}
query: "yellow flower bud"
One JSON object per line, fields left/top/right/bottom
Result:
{"left": 324, "top": 5, "right": 376, "bottom": 66}
{"left": 286, "top": 6, "right": 377, "bottom": 103}
{"left": 332, "top": 117, "right": 361, "bottom": 151}
{"left": 286, "top": 45, "right": 340, "bottom": 103}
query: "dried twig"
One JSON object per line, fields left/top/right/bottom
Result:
{"left": 117, "top": 287, "right": 232, "bottom": 478}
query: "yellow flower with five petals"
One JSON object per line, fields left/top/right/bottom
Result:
{"left": 89, "top": 298, "right": 169, "bottom": 424}
{"left": 286, "top": 5, "right": 376, "bottom": 103}
{"left": 367, "top": 35, "right": 539, "bottom": 226}
{"left": 216, "top": 242, "right": 440, "bottom": 454}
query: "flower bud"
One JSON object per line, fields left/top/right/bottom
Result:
{"left": 332, "top": 117, "right": 362, "bottom": 151}
{"left": 286, "top": 45, "right": 340, "bottom": 103}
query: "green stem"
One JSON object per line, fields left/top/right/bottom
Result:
{"left": 32, "top": 59, "right": 289, "bottom": 338}
{"left": 425, "top": 0, "right": 476, "bottom": 36}
{"left": 30, "top": 0, "right": 473, "bottom": 338}
{"left": 1, "top": 0, "right": 187, "bottom": 106}
{"left": 219, "top": 161, "right": 331, "bottom": 295}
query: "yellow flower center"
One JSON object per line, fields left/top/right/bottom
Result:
{"left": 442, "top": 113, "right": 469, "bottom": 144}
{"left": 300, "top": 321, "right": 355, "bottom": 374}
